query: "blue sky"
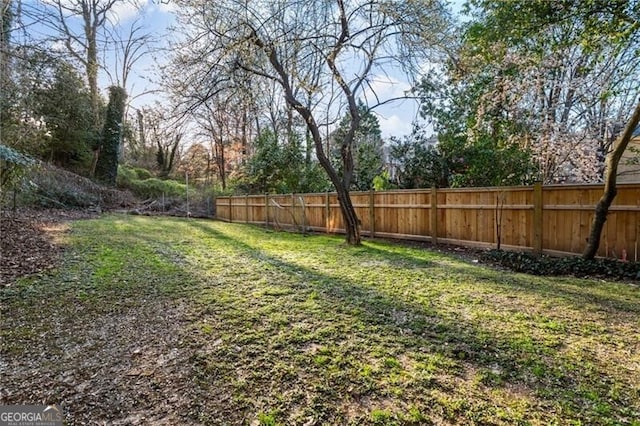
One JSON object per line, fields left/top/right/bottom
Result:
{"left": 40, "top": 0, "right": 466, "bottom": 140}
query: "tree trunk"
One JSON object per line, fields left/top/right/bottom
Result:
{"left": 296, "top": 105, "right": 361, "bottom": 245}
{"left": 256, "top": 35, "right": 361, "bottom": 245}
{"left": 583, "top": 100, "right": 640, "bottom": 260}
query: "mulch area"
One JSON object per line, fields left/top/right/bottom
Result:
{"left": 0, "top": 209, "right": 98, "bottom": 287}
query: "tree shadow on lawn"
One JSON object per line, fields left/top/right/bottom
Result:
{"left": 366, "top": 241, "right": 640, "bottom": 317}
{"left": 186, "top": 221, "right": 640, "bottom": 423}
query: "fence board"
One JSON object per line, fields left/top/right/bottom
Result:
{"left": 216, "top": 183, "right": 640, "bottom": 259}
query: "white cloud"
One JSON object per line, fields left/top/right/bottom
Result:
{"left": 50, "top": 40, "right": 67, "bottom": 52}
{"left": 377, "top": 114, "right": 413, "bottom": 139}
{"left": 362, "top": 75, "right": 412, "bottom": 106}
{"left": 156, "top": 1, "right": 178, "bottom": 13}
{"left": 108, "top": 1, "right": 141, "bottom": 23}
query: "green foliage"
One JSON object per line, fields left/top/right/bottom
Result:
{"left": 0, "top": 144, "right": 36, "bottom": 201}
{"left": 332, "top": 102, "right": 385, "bottom": 191}
{"left": 389, "top": 126, "right": 448, "bottom": 188}
{"left": 1, "top": 50, "right": 97, "bottom": 165}
{"left": 417, "top": 69, "right": 539, "bottom": 188}
{"left": 240, "top": 129, "right": 329, "bottom": 194}
{"left": 371, "top": 409, "right": 396, "bottom": 425}
{"left": 482, "top": 250, "right": 640, "bottom": 281}
{"left": 465, "top": 0, "right": 640, "bottom": 53}
{"left": 95, "top": 86, "right": 127, "bottom": 186}
{"left": 129, "top": 178, "right": 187, "bottom": 199}
{"left": 441, "top": 133, "right": 538, "bottom": 188}
{"left": 117, "top": 166, "right": 187, "bottom": 199}
{"left": 132, "top": 167, "right": 153, "bottom": 180}
{"left": 32, "top": 61, "right": 95, "bottom": 172}
{"left": 372, "top": 171, "right": 393, "bottom": 191}
{"left": 257, "top": 412, "right": 280, "bottom": 426}
{"left": 116, "top": 165, "right": 137, "bottom": 185}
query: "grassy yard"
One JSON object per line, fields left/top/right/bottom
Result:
{"left": 1, "top": 215, "right": 639, "bottom": 425}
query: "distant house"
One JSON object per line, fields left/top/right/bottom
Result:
{"left": 618, "top": 126, "right": 640, "bottom": 183}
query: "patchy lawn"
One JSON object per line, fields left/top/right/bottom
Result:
{"left": 1, "top": 215, "right": 639, "bottom": 425}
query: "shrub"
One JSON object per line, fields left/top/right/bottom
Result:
{"left": 133, "top": 167, "right": 153, "bottom": 180}
{"left": 0, "top": 144, "right": 35, "bottom": 203}
{"left": 118, "top": 166, "right": 188, "bottom": 199}
{"left": 482, "top": 250, "right": 640, "bottom": 281}
{"left": 127, "top": 177, "right": 187, "bottom": 199}
{"left": 116, "top": 166, "right": 137, "bottom": 187}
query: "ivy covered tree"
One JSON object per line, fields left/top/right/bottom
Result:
{"left": 95, "top": 86, "right": 127, "bottom": 186}
{"left": 1, "top": 0, "right": 13, "bottom": 130}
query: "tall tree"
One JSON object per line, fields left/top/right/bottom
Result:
{"left": 191, "top": 92, "right": 256, "bottom": 190}
{"left": 95, "top": 86, "right": 127, "bottom": 185}
{"left": 104, "top": 15, "right": 154, "bottom": 92}
{"left": 36, "top": 0, "right": 139, "bottom": 174}
{"left": 141, "top": 105, "right": 183, "bottom": 178}
{"left": 454, "top": 0, "right": 640, "bottom": 257}
{"left": 389, "top": 126, "right": 448, "bottom": 188}
{"left": 33, "top": 60, "right": 94, "bottom": 171}
{"left": 446, "top": 0, "right": 640, "bottom": 183}
{"left": 172, "top": 0, "right": 451, "bottom": 245}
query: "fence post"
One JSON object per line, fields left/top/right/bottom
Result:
{"left": 325, "top": 192, "right": 330, "bottom": 233}
{"left": 245, "top": 194, "right": 249, "bottom": 224}
{"left": 431, "top": 186, "right": 438, "bottom": 245}
{"left": 292, "top": 193, "right": 296, "bottom": 228}
{"left": 533, "top": 182, "right": 543, "bottom": 255}
{"left": 229, "top": 197, "right": 233, "bottom": 223}
{"left": 369, "top": 189, "right": 375, "bottom": 238}
{"left": 265, "top": 193, "right": 269, "bottom": 227}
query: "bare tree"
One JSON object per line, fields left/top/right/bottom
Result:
{"left": 172, "top": 0, "right": 451, "bottom": 245}
{"left": 143, "top": 104, "right": 184, "bottom": 177}
{"left": 193, "top": 96, "right": 246, "bottom": 190}
{"left": 104, "top": 14, "right": 154, "bottom": 93}
{"left": 35, "top": 0, "right": 134, "bottom": 120}
{"left": 34, "top": 0, "right": 140, "bottom": 175}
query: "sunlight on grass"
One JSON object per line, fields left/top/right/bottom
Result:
{"left": 3, "top": 214, "right": 639, "bottom": 425}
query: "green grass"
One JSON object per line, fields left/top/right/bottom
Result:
{"left": 2, "top": 215, "right": 640, "bottom": 425}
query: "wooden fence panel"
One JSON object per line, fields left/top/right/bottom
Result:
{"left": 325, "top": 193, "right": 342, "bottom": 233}
{"left": 217, "top": 197, "right": 230, "bottom": 221}
{"left": 247, "top": 195, "right": 265, "bottom": 225}
{"left": 302, "top": 193, "right": 326, "bottom": 232}
{"left": 351, "top": 192, "right": 371, "bottom": 234}
{"left": 215, "top": 183, "right": 640, "bottom": 259}
{"left": 373, "top": 191, "right": 397, "bottom": 235}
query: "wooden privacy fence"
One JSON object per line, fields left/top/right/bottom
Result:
{"left": 215, "top": 183, "right": 640, "bottom": 260}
